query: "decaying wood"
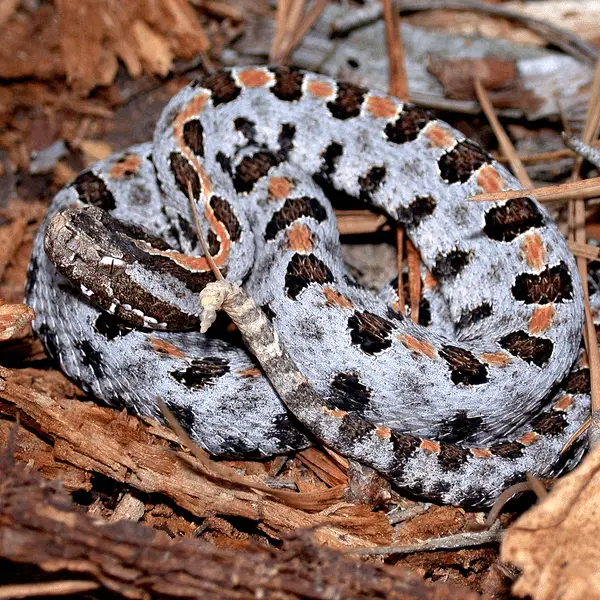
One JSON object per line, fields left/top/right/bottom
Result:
{"left": 0, "top": 366, "right": 393, "bottom": 549}
{"left": 0, "top": 458, "right": 481, "bottom": 600}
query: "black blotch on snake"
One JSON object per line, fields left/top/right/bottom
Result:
{"left": 512, "top": 263, "right": 574, "bottom": 305}
{"left": 284, "top": 253, "right": 334, "bottom": 300}
{"left": 327, "top": 371, "right": 373, "bottom": 415}
{"left": 499, "top": 330, "right": 554, "bottom": 367}
{"left": 484, "top": 197, "right": 544, "bottom": 242}
{"left": 397, "top": 195, "right": 437, "bottom": 229}
{"left": 264, "top": 197, "right": 327, "bottom": 240}
{"left": 437, "top": 444, "right": 470, "bottom": 471}
{"left": 438, "top": 140, "right": 492, "bottom": 184}
{"left": 439, "top": 345, "right": 488, "bottom": 385}
{"left": 200, "top": 71, "right": 241, "bottom": 105}
{"left": 431, "top": 248, "right": 472, "bottom": 281}
{"left": 348, "top": 311, "right": 394, "bottom": 354}
{"left": 169, "top": 357, "right": 231, "bottom": 390}
{"left": 327, "top": 82, "right": 366, "bottom": 120}
{"left": 384, "top": 106, "right": 432, "bottom": 145}
{"left": 270, "top": 67, "right": 304, "bottom": 102}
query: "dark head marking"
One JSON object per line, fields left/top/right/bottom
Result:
{"left": 71, "top": 171, "right": 116, "bottom": 210}
{"left": 498, "top": 330, "right": 553, "bottom": 367}
{"left": 278, "top": 123, "right": 296, "bottom": 159}
{"left": 169, "top": 152, "right": 201, "bottom": 198}
{"left": 234, "top": 117, "right": 257, "bottom": 144}
{"left": 438, "top": 140, "right": 492, "bottom": 183}
{"left": 348, "top": 311, "right": 393, "bottom": 354}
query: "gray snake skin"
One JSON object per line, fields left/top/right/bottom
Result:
{"left": 26, "top": 66, "right": 594, "bottom": 506}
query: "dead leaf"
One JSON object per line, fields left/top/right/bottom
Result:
{"left": 501, "top": 445, "right": 600, "bottom": 599}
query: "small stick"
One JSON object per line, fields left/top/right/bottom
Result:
{"left": 382, "top": 0, "right": 420, "bottom": 323}
{"left": 481, "top": 480, "right": 544, "bottom": 530}
{"left": 273, "top": 0, "right": 330, "bottom": 65}
{"left": 407, "top": 239, "right": 421, "bottom": 322}
{"left": 187, "top": 181, "right": 224, "bottom": 282}
{"left": 395, "top": 227, "right": 406, "bottom": 314}
{"left": 468, "top": 178, "right": 600, "bottom": 203}
{"left": 348, "top": 524, "right": 502, "bottom": 556}
{"left": 474, "top": 77, "right": 532, "bottom": 188}
{"left": 383, "top": 0, "right": 408, "bottom": 102}
{"left": 568, "top": 53, "right": 600, "bottom": 443}
{"left": 568, "top": 241, "right": 600, "bottom": 260}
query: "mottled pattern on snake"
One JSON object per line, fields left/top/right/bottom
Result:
{"left": 27, "top": 66, "right": 594, "bottom": 506}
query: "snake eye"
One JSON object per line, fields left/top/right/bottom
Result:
{"left": 99, "top": 256, "right": 126, "bottom": 275}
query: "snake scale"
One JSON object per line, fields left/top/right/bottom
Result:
{"left": 26, "top": 66, "right": 595, "bottom": 507}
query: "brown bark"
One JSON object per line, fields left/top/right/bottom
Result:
{"left": 0, "top": 457, "right": 481, "bottom": 600}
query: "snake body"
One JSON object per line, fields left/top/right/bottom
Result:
{"left": 27, "top": 66, "right": 593, "bottom": 506}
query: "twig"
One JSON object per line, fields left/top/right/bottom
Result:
{"left": 382, "top": 0, "right": 421, "bottom": 323}
{"left": 494, "top": 141, "right": 600, "bottom": 166}
{"left": 349, "top": 524, "right": 502, "bottom": 556}
{"left": 270, "top": 0, "right": 329, "bottom": 65}
{"left": 563, "top": 134, "right": 600, "bottom": 169}
{"left": 395, "top": 227, "right": 405, "bottom": 314}
{"left": 468, "top": 178, "right": 600, "bottom": 203}
{"left": 568, "top": 54, "right": 600, "bottom": 446}
{"left": 0, "top": 581, "right": 100, "bottom": 599}
{"left": 473, "top": 77, "right": 532, "bottom": 188}
{"left": 568, "top": 241, "right": 600, "bottom": 260}
{"left": 187, "top": 181, "right": 224, "bottom": 281}
{"left": 407, "top": 240, "right": 421, "bottom": 322}
{"left": 383, "top": 0, "right": 408, "bottom": 101}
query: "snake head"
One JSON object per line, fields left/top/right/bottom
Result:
{"left": 44, "top": 206, "right": 207, "bottom": 331}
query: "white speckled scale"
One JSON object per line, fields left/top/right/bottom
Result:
{"left": 27, "top": 66, "right": 594, "bottom": 506}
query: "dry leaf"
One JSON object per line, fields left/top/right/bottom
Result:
{"left": 501, "top": 445, "right": 600, "bottom": 599}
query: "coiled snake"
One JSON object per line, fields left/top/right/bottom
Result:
{"left": 26, "top": 66, "right": 594, "bottom": 506}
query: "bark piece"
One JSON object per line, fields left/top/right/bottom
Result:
{"left": 0, "top": 458, "right": 482, "bottom": 600}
